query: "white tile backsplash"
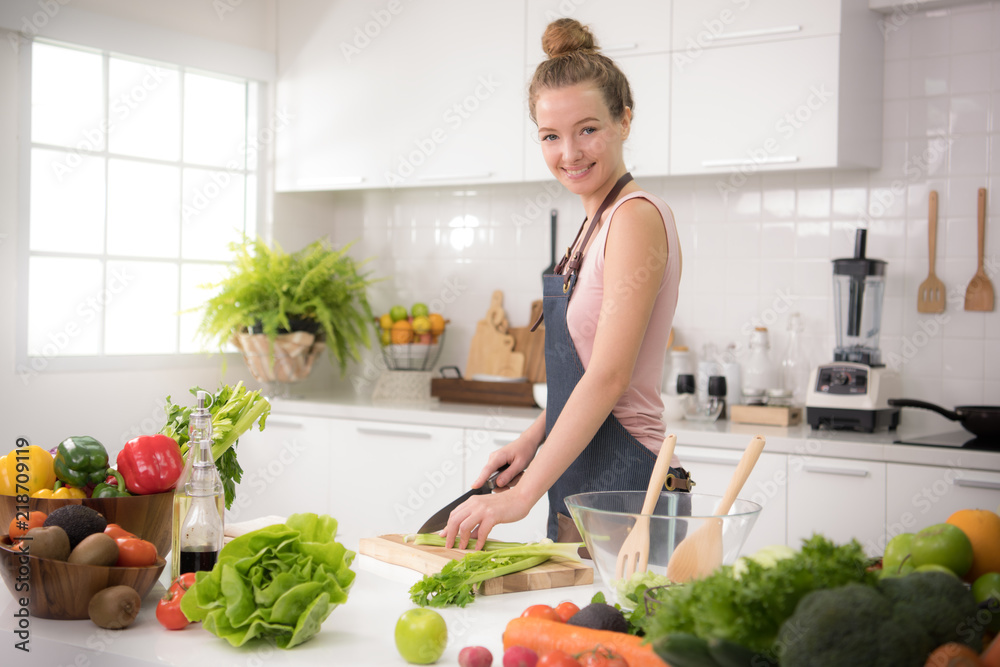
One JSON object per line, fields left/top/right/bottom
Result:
{"left": 275, "top": 3, "right": 1000, "bottom": 409}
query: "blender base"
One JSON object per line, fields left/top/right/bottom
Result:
{"left": 806, "top": 406, "right": 900, "bottom": 433}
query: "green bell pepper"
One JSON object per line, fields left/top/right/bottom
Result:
{"left": 92, "top": 468, "right": 131, "bottom": 498}
{"left": 53, "top": 436, "right": 110, "bottom": 488}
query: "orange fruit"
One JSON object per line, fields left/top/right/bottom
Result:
{"left": 924, "top": 642, "right": 984, "bottom": 667}
{"left": 947, "top": 509, "right": 1000, "bottom": 581}
{"left": 390, "top": 319, "right": 413, "bottom": 344}
{"left": 428, "top": 313, "right": 445, "bottom": 335}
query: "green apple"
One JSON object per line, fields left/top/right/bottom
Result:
{"left": 390, "top": 305, "right": 409, "bottom": 322}
{"left": 882, "top": 532, "right": 914, "bottom": 576}
{"left": 910, "top": 523, "right": 974, "bottom": 577}
{"left": 914, "top": 563, "right": 960, "bottom": 577}
{"left": 411, "top": 302, "right": 429, "bottom": 318}
{"left": 972, "top": 572, "right": 1000, "bottom": 634}
{"left": 395, "top": 608, "right": 447, "bottom": 664}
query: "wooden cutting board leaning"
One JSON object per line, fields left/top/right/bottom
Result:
{"left": 508, "top": 299, "right": 546, "bottom": 383}
{"left": 465, "top": 290, "right": 525, "bottom": 378}
{"left": 358, "top": 534, "right": 593, "bottom": 595}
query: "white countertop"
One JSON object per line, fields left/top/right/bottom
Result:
{"left": 0, "top": 554, "right": 603, "bottom": 666}
{"left": 266, "top": 389, "right": 1000, "bottom": 472}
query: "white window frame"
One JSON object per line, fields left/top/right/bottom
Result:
{"left": 11, "top": 16, "right": 275, "bottom": 375}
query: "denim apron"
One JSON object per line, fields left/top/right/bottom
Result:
{"left": 537, "top": 174, "right": 691, "bottom": 541}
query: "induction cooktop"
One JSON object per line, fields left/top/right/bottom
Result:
{"left": 894, "top": 430, "right": 1000, "bottom": 451}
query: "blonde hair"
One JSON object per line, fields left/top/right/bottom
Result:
{"left": 528, "top": 18, "right": 634, "bottom": 124}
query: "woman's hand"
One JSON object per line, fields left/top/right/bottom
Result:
{"left": 443, "top": 484, "right": 534, "bottom": 551}
{"left": 469, "top": 432, "right": 538, "bottom": 490}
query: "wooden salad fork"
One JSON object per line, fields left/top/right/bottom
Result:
{"left": 918, "top": 190, "right": 945, "bottom": 314}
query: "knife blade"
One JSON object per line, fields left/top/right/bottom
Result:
{"left": 417, "top": 464, "right": 510, "bottom": 534}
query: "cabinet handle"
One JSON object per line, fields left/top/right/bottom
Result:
{"left": 603, "top": 42, "right": 638, "bottom": 53}
{"left": 297, "top": 176, "right": 366, "bottom": 187}
{"left": 701, "top": 156, "right": 799, "bottom": 168}
{"left": 355, "top": 426, "right": 432, "bottom": 440}
{"left": 802, "top": 464, "right": 869, "bottom": 478}
{"left": 266, "top": 419, "right": 305, "bottom": 429}
{"left": 709, "top": 25, "right": 802, "bottom": 42}
{"left": 955, "top": 478, "right": 1000, "bottom": 491}
{"left": 417, "top": 172, "right": 493, "bottom": 182}
{"left": 492, "top": 438, "right": 516, "bottom": 447}
{"left": 677, "top": 452, "right": 742, "bottom": 465}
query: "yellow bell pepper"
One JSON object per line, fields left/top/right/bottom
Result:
{"left": 31, "top": 482, "right": 87, "bottom": 499}
{"left": 0, "top": 444, "right": 56, "bottom": 496}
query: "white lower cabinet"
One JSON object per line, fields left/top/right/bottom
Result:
{"left": 675, "top": 445, "right": 788, "bottom": 556}
{"left": 326, "top": 418, "right": 466, "bottom": 549}
{"left": 786, "top": 456, "right": 886, "bottom": 556}
{"left": 229, "top": 415, "right": 333, "bottom": 524}
{"left": 885, "top": 463, "right": 1000, "bottom": 545}
{"left": 463, "top": 429, "right": 550, "bottom": 544}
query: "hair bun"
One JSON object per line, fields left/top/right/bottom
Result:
{"left": 541, "top": 18, "right": 597, "bottom": 58}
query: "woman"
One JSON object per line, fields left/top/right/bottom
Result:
{"left": 444, "top": 18, "right": 689, "bottom": 550}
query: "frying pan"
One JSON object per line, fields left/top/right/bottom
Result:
{"left": 887, "top": 399, "right": 1000, "bottom": 438}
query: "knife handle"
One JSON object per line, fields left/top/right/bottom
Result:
{"left": 483, "top": 463, "right": 511, "bottom": 491}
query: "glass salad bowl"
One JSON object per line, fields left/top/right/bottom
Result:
{"left": 565, "top": 491, "right": 762, "bottom": 608}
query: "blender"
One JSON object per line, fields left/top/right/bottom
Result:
{"left": 806, "top": 229, "right": 901, "bottom": 432}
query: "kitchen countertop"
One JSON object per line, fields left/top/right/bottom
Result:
{"left": 0, "top": 554, "right": 602, "bottom": 666}
{"left": 267, "top": 389, "right": 1000, "bottom": 472}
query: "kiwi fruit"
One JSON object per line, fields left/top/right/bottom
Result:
{"left": 88, "top": 585, "right": 141, "bottom": 629}
{"left": 22, "top": 526, "right": 71, "bottom": 561}
{"left": 44, "top": 505, "right": 107, "bottom": 550}
{"left": 68, "top": 532, "right": 119, "bottom": 566}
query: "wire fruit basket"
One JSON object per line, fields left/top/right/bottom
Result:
{"left": 375, "top": 319, "right": 447, "bottom": 371}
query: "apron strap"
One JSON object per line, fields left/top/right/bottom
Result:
{"left": 531, "top": 172, "right": 634, "bottom": 332}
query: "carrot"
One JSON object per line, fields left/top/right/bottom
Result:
{"left": 925, "top": 642, "right": 983, "bottom": 667}
{"left": 983, "top": 632, "right": 1000, "bottom": 667}
{"left": 502, "top": 617, "right": 667, "bottom": 667}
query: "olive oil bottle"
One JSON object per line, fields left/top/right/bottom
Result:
{"left": 170, "top": 391, "right": 225, "bottom": 581}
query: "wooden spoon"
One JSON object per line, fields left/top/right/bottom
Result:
{"left": 614, "top": 434, "right": 677, "bottom": 580}
{"left": 917, "top": 191, "right": 945, "bottom": 314}
{"left": 965, "top": 188, "right": 994, "bottom": 311}
{"left": 666, "top": 435, "right": 766, "bottom": 583}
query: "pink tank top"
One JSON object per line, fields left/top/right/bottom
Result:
{"left": 565, "top": 191, "right": 681, "bottom": 456}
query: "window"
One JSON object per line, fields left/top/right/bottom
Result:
{"left": 21, "top": 39, "right": 260, "bottom": 367}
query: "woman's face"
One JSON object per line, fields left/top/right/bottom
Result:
{"left": 535, "top": 83, "right": 630, "bottom": 197}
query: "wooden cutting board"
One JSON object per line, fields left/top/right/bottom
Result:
{"left": 358, "top": 534, "right": 592, "bottom": 595}
{"left": 510, "top": 300, "right": 546, "bottom": 384}
{"left": 465, "top": 291, "right": 526, "bottom": 378}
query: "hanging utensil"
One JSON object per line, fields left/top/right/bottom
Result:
{"left": 666, "top": 435, "right": 765, "bottom": 583}
{"left": 918, "top": 190, "right": 945, "bottom": 313}
{"left": 614, "top": 434, "right": 677, "bottom": 580}
{"left": 965, "top": 188, "right": 994, "bottom": 311}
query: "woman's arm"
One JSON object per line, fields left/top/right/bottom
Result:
{"left": 444, "top": 197, "right": 669, "bottom": 549}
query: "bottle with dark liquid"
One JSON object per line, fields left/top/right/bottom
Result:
{"left": 171, "top": 390, "right": 224, "bottom": 579}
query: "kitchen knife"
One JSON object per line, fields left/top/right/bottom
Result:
{"left": 417, "top": 464, "right": 511, "bottom": 534}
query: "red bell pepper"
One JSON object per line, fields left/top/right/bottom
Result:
{"left": 116, "top": 434, "right": 184, "bottom": 495}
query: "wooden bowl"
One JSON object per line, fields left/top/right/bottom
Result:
{"left": 0, "top": 491, "right": 173, "bottom": 557}
{"left": 0, "top": 536, "right": 166, "bottom": 620}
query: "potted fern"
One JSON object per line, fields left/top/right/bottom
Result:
{"left": 197, "top": 236, "right": 376, "bottom": 386}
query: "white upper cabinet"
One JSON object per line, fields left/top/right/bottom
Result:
{"left": 672, "top": 0, "right": 843, "bottom": 51}
{"left": 276, "top": 0, "right": 526, "bottom": 191}
{"left": 525, "top": 0, "right": 672, "bottom": 63}
{"left": 669, "top": 0, "right": 883, "bottom": 176}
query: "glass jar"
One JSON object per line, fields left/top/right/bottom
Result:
{"left": 742, "top": 327, "right": 777, "bottom": 400}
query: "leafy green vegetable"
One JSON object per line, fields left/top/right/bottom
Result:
{"left": 643, "top": 534, "right": 876, "bottom": 653}
{"left": 409, "top": 540, "right": 584, "bottom": 608}
{"left": 180, "top": 513, "right": 355, "bottom": 649}
{"left": 406, "top": 532, "right": 524, "bottom": 551}
{"left": 614, "top": 570, "right": 671, "bottom": 611}
{"left": 160, "top": 381, "right": 270, "bottom": 509}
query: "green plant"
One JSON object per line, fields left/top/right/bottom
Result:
{"left": 197, "top": 236, "right": 376, "bottom": 374}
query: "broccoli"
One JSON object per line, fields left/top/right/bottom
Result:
{"left": 777, "top": 584, "right": 933, "bottom": 667}
{"left": 878, "top": 571, "right": 984, "bottom": 652}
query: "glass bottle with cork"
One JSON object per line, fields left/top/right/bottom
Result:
{"left": 170, "top": 390, "right": 225, "bottom": 580}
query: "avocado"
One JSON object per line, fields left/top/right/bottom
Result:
{"left": 566, "top": 602, "right": 628, "bottom": 633}
{"left": 43, "top": 505, "right": 107, "bottom": 550}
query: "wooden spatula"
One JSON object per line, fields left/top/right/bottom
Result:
{"left": 614, "top": 434, "right": 677, "bottom": 580}
{"left": 918, "top": 190, "right": 945, "bottom": 313}
{"left": 666, "top": 435, "right": 765, "bottom": 583}
{"left": 965, "top": 188, "right": 994, "bottom": 311}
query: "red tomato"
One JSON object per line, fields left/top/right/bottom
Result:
{"left": 104, "top": 523, "right": 137, "bottom": 541}
{"left": 577, "top": 648, "right": 628, "bottom": 667}
{"left": 116, "top": 538, "right": 158, "bottom": 567}
{"left": 520, "top": 604, "right": 561, "bottom": 622}
{"left": 538, "top": 650, "right": 581, "bottom": 667}
{"left": 156, "top": 573, "right": 196, "bottom": 630}
{"left": 553, "top": 601, "right": 580, "bottom": 623}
